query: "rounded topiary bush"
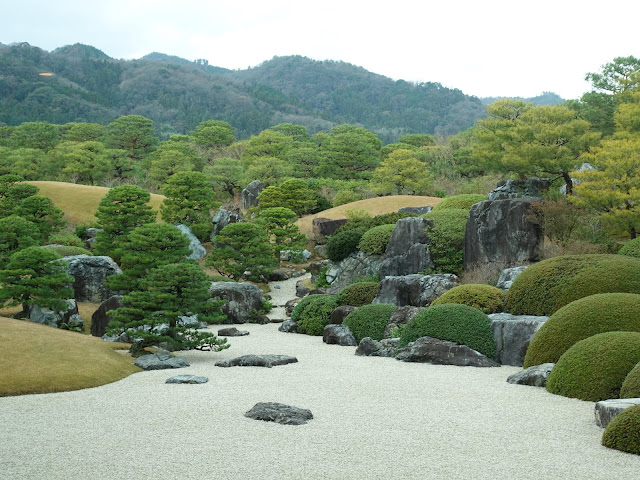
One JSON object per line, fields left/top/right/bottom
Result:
{"left": 358, "top": 224, "right": 396, "bottom": 255}
{"left": 431, "top": 284, "right": 506, "bottom": 314}
{"left": 290, "top": 294, "right": 339, "bottom": 336}
{"left": 431, "top": 194, "right": 486, "bottom": 212}
{"left": 546, "top": 331, "right": 640, "bottom": 402}
{"left": 326, "top": 227, "right": 367, "bottom": 262}
{"left": 620, "top": 362, "right": 640, "bottom": 399}
{"left": 523, "top": 293, "right": 640, "bottom": 368}
{"left": 504, "top": 254, "right": 640, "bottom": 316}
{"left": 343, "top": 304, "right": 396, "bottom": 342}
{"left": 619, "top": 237, "right": 640, "bottom": 259}
{"left": 398, "top": 303, "right": 496, "bottom": 359}
{"left": 602, "top": 403, "right": 640, "bottom": 455}
{"left": 337, "top": 282, "right": 380, "bottom": 307}
{"left": 423, "top": 209, "right": 469, "bottom": 275}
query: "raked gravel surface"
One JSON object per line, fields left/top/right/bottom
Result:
{"left": 1, "top": 274, "right": 640, "bottom": 479}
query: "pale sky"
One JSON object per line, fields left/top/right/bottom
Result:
{"left": 2, "top": 0, "right": 638, "bottom": 100}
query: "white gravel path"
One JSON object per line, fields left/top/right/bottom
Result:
{"left": 1, "top": 275, "right": 639, "bottom": 479}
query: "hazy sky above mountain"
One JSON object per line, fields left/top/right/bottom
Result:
{"left": 2, "top": 0, "right": 637, "bottom": 100}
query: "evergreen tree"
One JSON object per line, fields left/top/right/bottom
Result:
{"left": 256, "top": 207, "right": 306, "bottom": 261}
{"left": 0, "top": 175, "right": 39, "bottom": 216}
{"left": 160, "top": 171, "right": 216, "bottom": 226}
{"left": 256, "top": 178, "right": 316, "bottom": 216}
{"left": 15, "top": 195, "right": 65, "bottom": 243}
{"left": 0, "top": 215, "right": 41, "bottom": 267}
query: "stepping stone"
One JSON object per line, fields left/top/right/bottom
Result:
{"left": 135, "top": 352, "right": 190, "bottom": 370}
{"left": 245, "top": 402, "right": 313, "bottom": 425}
{"left": 166, "top": 375, "right": 208, "bottom": 384}
{"left": 215, "top": 354, "right": 298, "bottom": 368}
{"left": 595, "top": 398, "right": 640, "bottom": 428}
{"left": 217, "top": 327, "right": 250, "bottom": 337}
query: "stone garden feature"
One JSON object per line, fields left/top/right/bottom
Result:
{"left": 379, "top": 217, "right": 434, "bottom": 277}
{"left": 215, "top": 354, "right": 298, "bottom": 368}
{"left": 209, "top": 281, "right": 265, "bottom": 324}
{"left": 135, "top": 353, "right": 190, "bottom": 370}
{"left": 63, "top": 254, "right": 122, "bottom": 303}
{"left": 595, "top": 398, "right": 640, "bottom": 428}
{"left": 175, "top": 224, "right": 206, "bottom": 259}
{"left": 90, "top": 295, "right": 124, "bottom": 337}
{"left": 241, "top": 180, "right": 264, "bottom": 209}
{"left": 507, "top": 363, "right": 554, "bottom": 387}
{"left": 396, "top": 336, "right": 500, "bottom": 367}
{"left": 322, "top": 324, "right": 357, "bottom": 346}
{"left": 312, "top": 217, "right": 349, "bottom": 244}
{"left": 244, "top": 402, "right": 313, "bottom": 425}
{"left": 373, "top": 274, "right": 459, "bottom": 307}
{"left": 210, "top": 208, "right": 242, "bottom": 240}
{"left": 166, "top": 375, "right": 209, "bottom": 384}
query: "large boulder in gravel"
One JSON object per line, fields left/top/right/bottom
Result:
{"left": 90, "top": 295, "right": 124, "bottom": 337}
{"left": 215, "top": 354, "right": 298, "bottom": 368}
{"left": 595, "top": 398, "right": 640, "bottom": 428}
{"left": 489, "top": 313, "right": 548, "bottom": 366}
{"left": 507, "top": 363, "right": 554, "bottom": 387}
{"left": 464, "top": 199, "right": 543, "bottom": 270}
{"left": 325, "top": 251, "right": 384, "bottom": 291}
{"left": 496, "top": 265, "right": 529, "bottom": 291}
{"left": 379, "top": 217, "right": 434, "bottom": 277}
{"left": 373, "top": 274, "right": 459, "bottom": 307}
{"left": 279, "top": 319, "right": 298, "bottom": 333}
{"left": 245, "top": 402, "right": 313, "bottom": 425}
{"left": 28, "top": 299, "right": 81, "bottom": 329}
{"left": 209, "top": 281, "right": 263, "bottom": 324}
{"left": 488, "top": 178, "right": 550, "bottom": 201}
{"left": 383, "top": 306, "right": 423, "bottom": 339}
{"left": 175, "top": 224, "right": 206, "bottom": 260}
{"left": 323, "top": 324, "right": 357, "bottom": 346}
{"left": 241, "top": 180, "right": 264, "bottom": 209}
{"left": 210, "top": 208, "right": 242, "bottom": 240}
{"left": 396, "top": 336, "right": 500, "bottom": 367}
{"left": 135, "top": 352, "right": 190, "bottom": 370}
{"left": 62, "top": 254, "right": 121, "bottom": 302}
{"left": 356, "top": 337, "right": 399, "bottom": 357}
{"left": 312, "top": 217, "right": 349, "bottom": 244}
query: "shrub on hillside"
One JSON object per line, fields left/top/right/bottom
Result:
{"left": 326, "top": 227, "right": 367, "bottom": 262}
{"left": 335, "top": 211, "right": 415, "bottom": 236}
{"left": 290, "top": 294, "right": 339, "bottom": 336}
{"left": 423, "top": 209, "right": 469, "bottom": 275}
{"left": 45, "top": 245, "right": 92, "bottom": 257}
{"left": 398, "top": 303, "right": 496, "bottom": 359}
{"left": 602, "top": 403, "right": 640, "bottom": 455}
{"left": 343, "top": 304, "right": 396, "bottom": 342}
{"left": 431, "top": 284, "right": 506, "bottom": 314}
{"left": 337, "top": 281, "right": 380, "bottom": 307}
{"left": 333, "top": 190, "right": 363, "bottom": 207}
{"left": 546, "top": 331, "right": 640, "bottom": 402}
{"left": 621, "top": 362, "right": 640, "bottom": 399}
{"left": 504, "top": 254, "right": 640, "bottom": 316}
{"left": 523, "top": 293, "right": 640, "bottom": 368}
{"left": 619, "top": 237, "right": 640, "bottom": 259}
{"left": 48, "top": 233, "right": 85, "bottom": 249}
{"left": 358, "top": 224, "right": 395, "bottom": 255}
{"left": 431, "top": 194, "right": 486, "bottom": 211}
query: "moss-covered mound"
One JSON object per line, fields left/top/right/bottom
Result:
{"left": 620, "top": 362, "right": 640, "bottom": 399}
{"left": 523, "top": 293, "right": 640, "bottom": 368}
{"left": 546, "top": 331, "right": 640, "bottom": 402}
{"left": 504, "top": 254, "right": 640, "bottom": 316}
{"left": 602, "top": 403, "right": 640, "bottom": 455}
{"left": 423, "top": 208, "right": 469, "bottom": 275}
{"left": 290, "top": 294, "right": 339, "bottom": 336}
{"left": 431, "top": 194, "right": 486, "bottom": 211}
{"left": 326, "top": 227, "right": 367, "bottom": 262}
{"left": 619, "top": 237, "right": 640, "bottom": 259}
{"left": 358, "top": 224, "right": 395, "bottom": 255}
{"left": 343, "top": 304, "right": 396, "bottom": 342}
{"left": 337, "top": 282, "right": 380, "bottom": 307}
{"left": 431, "top": 284, "right": 506, "bottom": 314}
{"left": 398, "top": 303, "right": 496, "bottom": 359}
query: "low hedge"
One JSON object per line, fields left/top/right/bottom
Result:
{"left": 343, "top": 304, "right": 396, "bottom": 342}
{"left": 504, "top": 254, "right": 640, "bottom": 316}
{"left": 523, "top": 293, "right": 640, "bottom": 368}
{"left": 290, "top": 294, "right": 339, "bottom": 336}
{"left": 431, "top": 194, "right": 486, "bottom": 212}
{"left": 546, "top": 331, "right": 640, "bottom": 402}
{"left": 326, "top": 227, "right": 367, "bottom": 262}
{"left": 337, "top": 282, "right": 380, "bottom": 307}
{"left": 398, "top": 303, "right": 496, "bottom": 359}
{"left": 620, "top": 362, "right": 640, "bottom": 399}
{"left": 358, "top": 224, "right": 396, "bottom": 255}
{"left": 602, "top": 403, "right": 640, "bottom": 455}
{"left": 618, "top": 237, "right": 640, "bottom": 259}
{"left": 431, "top": 284, "right": 506, "bottom": 314}
{"left": 423, "top": 209, "right": 469, "bottom": 275}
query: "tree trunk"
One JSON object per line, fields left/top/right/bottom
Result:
{"left": 562, "top": 171, "right": 573, "bottom": 196}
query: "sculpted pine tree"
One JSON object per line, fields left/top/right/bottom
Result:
{"left": 0, "top": 215, "right": 41, "bottom": 267}
{"left": 15, "top": 195, "right": 65, "bottom": 243}
{"left": 256, "top": 207, "right": 306, "bottom": 261}
{"left": 160, "top": 171, "right": 216, "bottom": 226}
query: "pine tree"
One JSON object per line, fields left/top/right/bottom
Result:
{"left": 256, "top": 207, "right": 306, "bottom": 261}
{"left": 0, "top": 215, "right": 41, "bottom": 267}
{"left": 15, "top": 195, "right": 65, "bottom": 243}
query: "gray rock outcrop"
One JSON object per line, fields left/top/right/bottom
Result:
{"left": 312, "top": 217, "right": 349, "bottom": 244}
{"left": 241, "top": 180, "right": 264, "bottom": 209}
{"left": 281, "top": 249, "right": 312, "bottom": 263}
{"left": 496, "top": 265, "right": 529, "bottom": 291}
{"left": 330, "top": 305, "right": 356, "bottom": 325}
{"left": 325, "top": 251, "right": 384, "bottom": 291}
{"left": 245, "top": 402, "right": 313, "bottom": 425}
{"left": 595, "top": 398, "right": 640, "bottom": 428}
{"left": 464, "top": 199, "right": 543, "bottom": 270}
{"left": 166, "top": 375, "right": 208, "bottom": 384}
{"left": 175, "top": 224, "right": 206, "bottom": 260}
{"left": 396, "top": 336, "right": 500, "bottom": 367}
{"left": 278, "top": 319, "right": 298, "bottom": 333}
{"left": 209, "top": 281, "right": 263, "bottom": 323}
{"left": 28, "top": 299, "right": 81, "bottom": 329}
{"left": 398, "top": 206, "right": 433, "bottom": 215}
{"left": 488, "top": 178, "right": 550, "bottom": 201}
{"left": 217, "top": 327, "right": 250, "bottom": 337}
{"left": 210, "top": 208, "right": 242, "bottom": 240}
{"left": 322, "top": 324, "right": 357, "bottom": 346}
{"left": 135, "top": 352, "right": 190, "bottom": 370}
{"left": 355, "top": 337, "right": 399, "bottom": 357}
{"left": 507, "top": 363, "right": 554, "bottom": 387}
{"left": 373, "top": 274, "right": 459, "bottom": 307}
{"left": 379, "top": 217, "right": 434, "bottom": 277}
{"left": 63, "top": 254, "right": 122, "bottom": 302}
{"left": 215, "top": 354, "right": 298, "bottom": 368}
{"left": 90, "top": 295, "right": 124, "bottom": 337}
{"left": 489, "top": 313, "right": 548, "bottom": 366}
{"left": 383, "top": 306, "right": 422, "bottom": 339}
{"left": 83, "top": 227, "right": 103, "bottom": 250}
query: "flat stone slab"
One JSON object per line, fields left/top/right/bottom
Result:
{"left": 166, "top": 375, "right": 209, "bottom": 384}
{"left": 396, "top": 336, "right": 500, "bottom": 367}
{"left": 135, "top": 352, "right": 190, "bottom": 370}
{"left": 355, "top": 337, "right": 399, "bottom": 357}
{"left": 217, "top": 327, "right": 250, "bottom": 337}
{"left": 507, "top": 363, "right": 554, "bottom": 387}
{"left": 595, "top": 398, "right": 640, "bottom": 428}
{"left": 245, "top": 402, "right": 313, "bottom": 425}
{"left": 215, "top": 354, "right": 298, "bottom": 368}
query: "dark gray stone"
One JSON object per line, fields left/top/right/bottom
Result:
{"left": 28, "top": 299, "right": 80, "bottom": 329}
{"left": 323, "top": 324, "right": 357, "bottom": 346}
{"left": 284, "top": 298, "right": 302, "bottom": 316}
{"left": 296, "top": 280, "right": 310, "bottom": 298}
{"left": 507, "top": 363, "right": 554, "bottom": 387}
{"left": 135, "top": 352, "right": 190, "bottom": 370}
{"left": 91, "top": 295, "right": 124, "bottom": 337}
{"left": 595, "top": 398, "right": 640, "bottom": 428}
{"left": 373, "top": 274, "right": 459, "bottom": 307}
{"left": 209, "top": 281, "right": 264, "bottom": 324}
{"left": 488, "top": 178, "right": 550, "bottom": 201}
{"left": 383, "top": 306, "right": 422, "bottom": 339}
{"left": 464, "top": 199, "right": 543, "bottom": 270}
{"left": 398, "top": 206, "right": 433, "bottom": 215}
{"left": 241, "top": 180, "right": 264, "bottom": 209}
{"left": 217, "top": 327, "right": 250, "bottom": 337}
{"left": 396, "top": 336, "right": 500, "bottom": 367}
{"left": 279, "top": 319, "right": 298, "bottom": 333}
{"left": 379, "top": 217, "right": 434, "bottom": 277}
{"left": 325, "top": 251, "right": 384, "bottom": 291}
{"left": 355, "top": 337, "right": 399, "bottom": 357}
{"left": 489, "top": 313, "right": 548, "bottom": 366}
{"left": 211, "top": 208, "right": 243, "bottom": 240}
{"left": 281, "top": 249, "right": 312, "bottom": 263}
{"left": 175, "top": 224, "right": 206, "bottom": 260}
{"left": 166, "top": 375, "right": 209, "bottom": 384}
{"left": 312, "top": 217, "right": 349, "bottom": 244}
{"left": 63, "top": 254, "right": 122, "bottom": 302}
{"left": 314, "top": 244, "right": 328, "bottom": 258}
{"left": 269, "top": 269, "right": 292, "bottom": 281}
{"left": 245, "top": 402, "right": 313, "bottom": 425}
{"left": 215, "top": 354, "right": 298, "bottom": 368}
{"left": 330, "top": 305, "right": 356, "bottom": 325}
{"left": 496, "top": 265, "right": 529, "bottom": 291}
{"left": 83, "top": 227, "right": 103, "bottom": 250}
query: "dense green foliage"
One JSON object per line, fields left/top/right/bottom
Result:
{"left": 357, "top": 224, "right": 395, "bottom": 255}
{"left": 423, "top": 209, "right": 469, "bottom": 274}
{"left": 398, "top": 304, "right": 496, "bottom": 358}
{"left": 523, "top": 293, "right": 640, "bottom": 368}
{"left": 14, "top": 195, "right": 65, "bottom": 243}
{"left": 505, "top": 254, "right": 640, "bottom": 316}
{"left": 160, "top": 171, "right": 216, "bottom": 228}
{"left": 336, "top": 282, "right": 381, "bottom": 307}
{"left": 546, "top": 331, "right": 640, "bottom": 401}
{"left": 431, "top": 194, "right": 486, "bottom": 211}
{"left": 343, "top": 304, "right": 396, "bottom": 342}
{"left": 45, "top": 245, "right": 91, "bottom": 257}
{"left": 256, "top": 207, "right": 306, "bottom": 261}
{"left": 290, "top": 294, "right": 339, "bottom": 336}
{"left": 620, "top": 362, "right": 640, "bottom": 398}
{"left": 326, "top": 227, "right": 368, "bottom": 262}
{"left": 602, "top": 403, "right": 640, "bottom": 455}
{"left": 431, "top": 284, "right": 506, "bottom": 314}
{"left": 0, "top": 215, "right": 41, "bottom": 266}
{"left": 619, "top": 237, "right": 640, "bottom": 258}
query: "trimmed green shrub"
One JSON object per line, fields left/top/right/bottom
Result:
{"left": 398, "top": 303, "right": 496, "bottom": 359}
{"left": 337, "top": 282, "right": 380, "bottom": 307}
{"left": 326, "top": 227, "right": 367, "bottom": 262}
{"left": 335, "top": 211, "right": 415, "bottom": 236}
{"left": 620, "top": 362, "right": 640, "bottom": 398}
{"left": 619, "top": 237, "right": 640, "bottom": 259}
{"left": 344, "top": 304, "right": 396, "bottom": 342}
{"left": 505, "top": 254, "right": 640, "bottom": 316}
{"left": 358, "top": 224, "right": 395, "bottom": 255}
{"left": 423, "top": 209, "right": 469, "bottom": 275}
{"left": 546, "top": 331, "right": 640, "bottom": 402}
{"left": 45, "top": 245, "right": 92, "bottom": 257}
{"left": 602, "top": 403, "right": 640, "bottom": 455}
{"left": 48, "top": 233, "right": 85, "bottom": 248}
{"left": 523, "top": 293, "right": 640, "bottom": 368}
{"left": 290, "top": 294, "right": 339, "bottom": 336}
{"left": 431, "top": 284, "right": 506, "bottom": 314}
{"left": 431, "top": 194, "right": 486, "bottom": 211}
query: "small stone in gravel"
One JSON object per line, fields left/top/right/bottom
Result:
{"left": 594, "top": 398, "right": 640, "bottom": 428}
{"left": 135, "top": 352, "right": 190, "bottom": 370}
{"left": 215, "top": 354, "right": 298, "bottom": 368}
{"left": 217, "top": 327, "right": 250, "bottom": 337}
{"left": 166, "top": 375, "right": 208, "bottom": 384}
{"left": 507, "top": 363, "right": 554, "bottom": 387}
{"left": 245, "top": 402, "right": 313, "bottom": 425}
{"left": 274, "top": 285, "right": 281, "bottom": 289}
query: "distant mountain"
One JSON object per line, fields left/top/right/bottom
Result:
{"left": 480, "top": 91, "right": 565, "bottom": 106}
{"left": 0, "top": 42, "right": 487, "bottom": 141}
